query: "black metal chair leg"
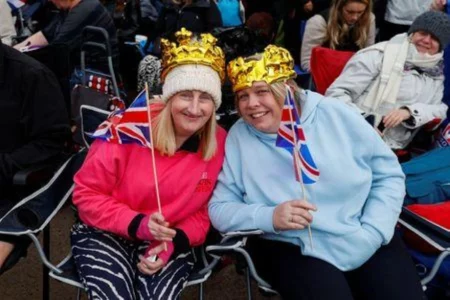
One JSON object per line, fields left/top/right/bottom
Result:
{"left": 43, "top": 225, "right": 50, "bottom": 300}
{"left": 198, "top": 282, "right": 204, "bottom": 300}
{"left": 246, "top": 267, "right": 253, "bottom": 300}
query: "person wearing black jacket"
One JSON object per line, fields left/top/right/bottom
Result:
{"left": 138, "top": 0, "right": 223, "bottom": 92}
{"left": 145, "top": 0, "right": 222, "bottom": 53}
{"left": 0, "top": 41, "right": 70, "bottom": 269}
{"left": 14, "top": 0, "right": 118, "bottom": 73}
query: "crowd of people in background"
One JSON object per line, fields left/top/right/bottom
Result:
{"left": 0, "top": 0, "right": 449, "bottom": 299}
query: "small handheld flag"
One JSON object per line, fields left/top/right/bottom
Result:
{"left": 276, "top": 87, "right": 319, "bottom": 184}
{"left": 91, "top": 90, "right": 152, "bottom": 148}
{"left": 276, "top": 86, "right": 319, "bottom": 250}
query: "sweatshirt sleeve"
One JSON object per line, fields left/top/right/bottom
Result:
{"left": 73, "top": 140, "right": 141, "bottom": 238}
{"left": 209, "top": 132, "right": 277, "bottom": 234}
{"left": 325, "top": 49, "right": 383, "bottom": 113}
{"left": 175, "top": 203, "right": 210, "bottom": 247}
{"left": 402, "top": 83, "right": 447, "bottom": 129}
{"left": 300, "top": 14, "right": 327, "bottom": 71}
{"left": 360, "top": 129, "right": 405, "bottom": 247}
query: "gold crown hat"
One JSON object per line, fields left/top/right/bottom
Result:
{"left": 160, "top": 28, "right": 226, "bottom": 83}
{"left": 227, "top": 45, "right": 297, "bottom": 92}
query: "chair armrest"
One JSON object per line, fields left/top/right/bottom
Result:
{"left": 206, "top": 230, "right": 264, "bottom": 257}
{"left": 223, "top": 229, "right": 264, "bottom": 238}
{"left": 13, "top": 163, "right": 59, "bottom": 186}
{"left": 423, "top": 118, "right": 442, "bottom": 132}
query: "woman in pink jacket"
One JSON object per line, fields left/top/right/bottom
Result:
{"left": 71, "top": 29, "right": 227, "bottom": 300}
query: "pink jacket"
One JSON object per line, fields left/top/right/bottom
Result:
{"left": 73, "top": 127, "right": 227, "bottom": 246}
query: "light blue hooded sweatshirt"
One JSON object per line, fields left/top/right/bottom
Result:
{"left": 209, "top": 91, "right": 405, "bottom": 271}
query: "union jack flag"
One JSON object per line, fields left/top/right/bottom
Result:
{"left": 91, "top": 90, "right": 152, "bottom": 148}
{"left": 436, "top": 119, "right": 450, "bottom": 148}
{"left": 276, "top": 87, "right": 319, "bottom": 184}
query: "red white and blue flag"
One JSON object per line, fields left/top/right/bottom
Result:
{"left": 436, "top": 118, "right": 450, "bottom": 148}
{"left": 90, "top": 90, "right": 152, "bottom": 148}
{"left": 276, "top": 87, "right": 319, "bottom": 184}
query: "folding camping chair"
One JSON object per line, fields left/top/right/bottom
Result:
{"left": 7, "top": 0, "right": 45, "bottom": 41}
{"left": 398, "top": 146, "right": 450, "bottom": 291}
{"left": 206, "top": 230, "right": 280, "bottom": 300}
{"left": 71, "top": 26, "right": 125, "bottom": 145}
{"left": 0, "top": 149, "right": 86, "bottom": 299}
{"left": 49, "top": 105, "right": 223, "bottom": 299}
{"left": 399, "top": 208, "right": 450, "bottom": 290}
{"left": 309, "top": 46, "right": 355, "bottom": 95}
{"left": 49, "top": 242, "right": 222, "bottom": 300}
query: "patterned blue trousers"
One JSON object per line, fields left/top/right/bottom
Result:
{"left": 71, "top": 223, "right": 194, "bottom": 300}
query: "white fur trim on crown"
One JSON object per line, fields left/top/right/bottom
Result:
{"left": 161, "top": 64, "right": 222, "bottom": 109}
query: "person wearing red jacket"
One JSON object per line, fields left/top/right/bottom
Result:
{"left": 71, "top": 29, "right": 226, "bottom": 300}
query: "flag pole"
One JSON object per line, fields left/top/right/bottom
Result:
{"left": 144, "top": 83, "right": 167, "bottom": 251}
{"left": 285, "top": 86, "right": 314, "bottom": 250}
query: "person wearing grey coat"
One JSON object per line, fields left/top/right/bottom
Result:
{"left": 326, "top": 11, "right": 450, "bottom": 150}
{"left": 0, "top": 0, "right": 16, "bottom": 46}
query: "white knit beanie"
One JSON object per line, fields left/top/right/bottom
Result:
{"left": 161, "top": 64, "right": 222, "bottom": 109}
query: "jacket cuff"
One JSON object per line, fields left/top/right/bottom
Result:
{"left": 173, "top": 228, "right": 190, "bottom": 254}
{"left": 128, "top": 214, "right": 146, "bottom": 240}
{"left": 401, "top": 106, "right": 419, "bottom": 129}
{"left": 255, "top": 206, "right": 277, "bottom": 234}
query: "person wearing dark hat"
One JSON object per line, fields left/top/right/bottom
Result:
{"left": 430, "top": 0, "right": 450, "bottom": 112}
{"left": 326, "top": 10, "right": 450, "bottom": 150}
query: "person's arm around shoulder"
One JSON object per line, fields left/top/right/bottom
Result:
{"left": 325, "top": 48, "right": 383, "bottom": 113}
{"left": 359, "top": 125, "right": 405, "bottom": 248}
{"left": 300, "top": 14, "right": 327, "bottom": 71}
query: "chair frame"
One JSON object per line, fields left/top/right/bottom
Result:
{"left": 206, "top": 230, "right": 279, "bottom": 300}
{"left": 0, "top": 150, "right": 84, "bottom": 299}
{"left": 399, "top": 207, "right": 450, "bottom": 289}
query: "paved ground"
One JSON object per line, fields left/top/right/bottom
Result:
{"left": 0, "top": 205, "right": 280, "bottom": 300}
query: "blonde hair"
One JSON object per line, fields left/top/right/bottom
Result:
{"left": 324, "top": 0, "right": 372, "bottom": 50}
{"left": 269, "top": 80, "right": 302, "bottom": 107}
{"left": 152, "top": 98, "right": 218, "bottom": 160}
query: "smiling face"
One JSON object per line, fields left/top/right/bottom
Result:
{"left": 411, "top": 31, "right": 440, "bottom": 55}
{"left": 341, "top": 1, "right": 367, "bottom": 25}
{"left": 170, "top": 90, "right": 215, "bottom": 139}
{"left": 236, "top": 81, "right": 282, "bottom": 134}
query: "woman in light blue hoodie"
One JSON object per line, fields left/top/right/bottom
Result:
{"left": 209, "top": 45, "right": 424, "bottom": 300}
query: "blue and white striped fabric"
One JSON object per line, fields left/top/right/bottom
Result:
{"left": 71, "top": 223, "right": 194, "bottom": 300}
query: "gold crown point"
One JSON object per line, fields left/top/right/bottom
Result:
{"left": 161, "top": 28, "right": 225, "bottom": 83}
{"left": 227, "top": 45, "right": 296, "bottom": 92}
